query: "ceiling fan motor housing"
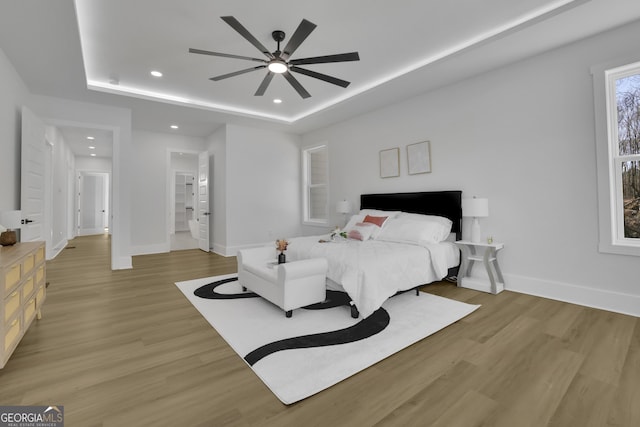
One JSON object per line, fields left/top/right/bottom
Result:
{"left": 272, "top": 30, "right": 286, "bottom": 43}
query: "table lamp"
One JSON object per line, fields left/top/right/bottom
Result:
{"left": 336, "top": 200, "right": 351, "bottom": 227}
{"left": 462, "top": 197, "right": 488, "bottom": 243}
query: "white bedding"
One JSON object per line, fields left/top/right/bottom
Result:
{"left": 287, "top": 235, "right": 459, "bottom": 319}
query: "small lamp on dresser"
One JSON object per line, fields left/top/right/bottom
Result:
{"left": 336, "top": 199, "right": 352, "bottom": 227}
{"left": 0, "top": 210, "right": 22, "bottom": 246}
{"left": 462, "top": 197, "right": 488, "bottom": 243}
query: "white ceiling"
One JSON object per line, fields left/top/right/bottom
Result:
{"left": 2, "top": 0, "right": 640, "bottom": 157}
{"left": 58, "top": 127, "right": 113, "bottom": 158}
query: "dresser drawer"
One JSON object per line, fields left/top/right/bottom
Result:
{"left": 4, "top": 264, "right": 21, "bottom": 292}
{"left": 23, "top": 253, "right": 35, "bottom": 275}
{"left": 36, "top": 265, "right": 45, "bottom": 286}
{"left": 35, "top": 246, "right": 45, "bottom": 264}
{"left": 4, "top": 290, "right": 21, "bottom": 323}
{"left": 4, "top": 317, "right": 21, "bottom": 353}
{"left": 22, "top": 276, "right": 35, "bottom": 300}
{"left": 24, "top": 296, "right": 37, "bottom": 324}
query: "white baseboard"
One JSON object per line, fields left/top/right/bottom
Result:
{"left": 112, "top": 256, "right": 132, "bottom": 270}
{"left": 48, "top": 239, "right": 68, "bottom": 260}
{"left": 129, "top": 242, "right": 170, "bottom": 256}
{"left": 505, "top": 273, "right": 640, "bottom": 318}
{"left": 211, "top": 243, "right": 229, "bottom": 257}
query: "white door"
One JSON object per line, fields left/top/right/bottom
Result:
{"left": 78, "top": 172, "right": 108, "bottom": 235}
{"left": 20, "top": 106, "right": 46, "bottom": 242}
{"left": 197, "top": 151, "right": 210, "bottom": 252}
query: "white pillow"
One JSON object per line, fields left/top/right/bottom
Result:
{"left": 343, "top": 214, "right": 366, "bottom": 231}
{"left": 377, "top": 217, "right": 450, "bottom": 244}
{"left": 347, "top": 222, "right": 376, "bottom": 241}
{"left": 396, "top": 212, "right": 453, "bottom": 242}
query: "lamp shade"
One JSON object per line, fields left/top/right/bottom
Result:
{"left": 336, "top": 200, "right": 351, "bottom": 214}
{"left": 462, "top": 198, "right": 489, "bottom": 218}
{"left": 0, "top": 210, "right": 22, "bottom": 229}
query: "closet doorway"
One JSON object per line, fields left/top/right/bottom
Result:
{"left": 169, "top": 152, "right": 198, "bottom": 251}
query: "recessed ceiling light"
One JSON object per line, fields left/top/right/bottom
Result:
{"left": 90, "top": 153, "right": 96, "bottom": 157}
{"left": 151, "top": 70, "right": 163, "bottom": 77}
{"left": 170, "top": 125, "right": 179, "bottom": 129}
{"left": 273, "top": 99, "right": 282, "bottom": 104}
{"left": 86, "top": 136, "right": 94, "bottom": 140}
{"left": 88, "top": 146, "right": 95, "bottom": 149}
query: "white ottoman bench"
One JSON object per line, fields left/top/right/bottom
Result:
{"left": 237, "top": 247, "right": 328, "bottom": 318}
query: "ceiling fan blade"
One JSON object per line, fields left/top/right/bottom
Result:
{"left": 290, "top": 52, "right": 360, "bottom": 66}
{"left": 283, "top": 71, "right": 311, "bottom": 99}
{"left": 290, "top": 66, "right": 351, "bottom": 88}
{"left": 189, "top": 48, "right": 266, "bottom": 63}
{"left": 210, "top": 65, "right": 266, "bottom": 81}
{"left": 281, "top": 19, "right": 317, "bottom": 60}
{"left": 221, "top": 16, "right": 274, "bottom": 59}
{"left": 254, "top": 72, "right": 275, "bottom": 96}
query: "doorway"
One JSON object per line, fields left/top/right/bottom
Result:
{"left": 77, "top": 171, "right": 110, "bottom": 236}
{"left": 169, "top": 152, "right": 198, "bottom": 251}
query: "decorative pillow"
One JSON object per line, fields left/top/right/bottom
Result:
{"left": 363, "top": 215, "right": 389, "bottom": 228}
{"left": 359, "top": 209, "right": 401, "bottom": 219}
{"left": 396, "top": 212, "right": 453, "bottom": 242}
{"left": 377, "top": 217, "right": 450, "bottom": 244}
{"left": 347, "top": 222, "right": 376, "bottom": 241}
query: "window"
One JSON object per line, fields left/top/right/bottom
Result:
{"left": 302, "top": 145, "right": 328, "bottom": 225}
{"left": 593, "top": 59, "right": 640, "bottom": 255}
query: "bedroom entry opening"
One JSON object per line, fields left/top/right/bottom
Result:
{"left": 77, "top": 172, "right": 110, "bottom": 236}
{"left": 169, "top": 152, "right": 199, "bottom": 251}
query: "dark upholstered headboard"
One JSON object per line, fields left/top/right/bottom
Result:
{"left": 360, "top": 191, "right": 462, "bottom": 240}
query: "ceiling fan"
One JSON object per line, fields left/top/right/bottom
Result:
{"left": 189, "top": 16, "right": 360, "bottom": 99}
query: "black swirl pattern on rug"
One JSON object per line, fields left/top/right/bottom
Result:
{"left": 193, "top": 277, "right": 258, "bottom": 299}
{"left": 244, "top": 308, "right": 390, "bottom": 366}
{"left": 193, "top": 276, "right": 391, "bottom": 366}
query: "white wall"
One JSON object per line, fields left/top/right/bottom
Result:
{"left": 0, "top": 48, "right": 29, "bottom": 212}
{"left": 76, "top": 156, "right": 112, "bottom": 172}
{"left": 44, "top": 125, "right": 74, "bottom": 257}
{"left": 302, "top": 20, "right": 640, "bottom": 317}
{"left": 129, "top": 129, "right": 206, "bottom": 255}
{"left": 171, "top": 152, "right": 198, "bottom": 173}
{"left": 208, "top": 124, "right": 302, "bottom": 255}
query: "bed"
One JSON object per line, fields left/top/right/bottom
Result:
{"left": 287, "top": 191, "right": 462, "bottom": 319}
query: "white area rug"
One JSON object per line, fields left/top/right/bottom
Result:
{"left": 176, "top": 274, "right": 480, "bottom": 405}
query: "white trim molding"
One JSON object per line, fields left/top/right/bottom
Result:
{"left": 505, "top": 273, "right": 640, "bottom": 318}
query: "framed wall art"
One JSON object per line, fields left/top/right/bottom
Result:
{"left": 407, "top": 141, "right": 431, "bottom": 175}
{"left": 379, "top": 148, "right": 400, "bottom": 178}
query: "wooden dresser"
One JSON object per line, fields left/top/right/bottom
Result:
{"left": 0, "top": 241, "right": 46, "bottom": 368}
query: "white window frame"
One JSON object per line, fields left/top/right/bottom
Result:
{"left": 593, "top": 57, "right": 640, "bottom": 256}
{"left": 302, "top": 144, "right": 329, "bottom": 226}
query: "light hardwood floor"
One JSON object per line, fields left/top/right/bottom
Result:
{"left": 1, "top": 234, "right": 639, "bottom": 426}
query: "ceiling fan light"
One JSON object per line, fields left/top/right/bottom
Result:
{"left": 268, "top": 60, "right": 288, "bottom": 74}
